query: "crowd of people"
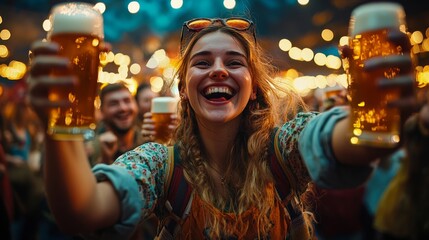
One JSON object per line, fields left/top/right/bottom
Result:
{"left": 0, "top": 79, "right": 173, "bottom": 239}
{"left": 1, "top": 10, "right": 429, "bottom": 240}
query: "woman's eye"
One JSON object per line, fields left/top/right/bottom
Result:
{"left": 193, "top": 60, "right": 210, "bottom": 67}
{"left": 228, "top": 60, "right": 245, "bottom": 66}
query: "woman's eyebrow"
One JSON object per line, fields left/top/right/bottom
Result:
{"left": 190, "top": 50, "right": 246, "bottom": 61}
{"left": 190, "top": 50, "right": 211, "bottom": 61}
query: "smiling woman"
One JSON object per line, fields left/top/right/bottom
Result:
{"left": 170, "top": 25, "right": 313, "bottom": 238}
{"left": 181, "top": 31, "right": 254, "bottom": 124}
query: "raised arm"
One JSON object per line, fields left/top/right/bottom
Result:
{"left": 331, "top": 115, "right": 396, "bottom": 165}
{"left": 28, "top": 41, "right": 120, "bottom": 233}
{"left": 332, "top": 31, "right": 428, "bottom": 166}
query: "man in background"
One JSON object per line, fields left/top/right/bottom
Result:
{"left": 88, "top": 82, "right": 144, "bottom": 165}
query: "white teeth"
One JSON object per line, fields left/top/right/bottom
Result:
{"left": 204, "top": 86, "right": 233, "bottom": 96}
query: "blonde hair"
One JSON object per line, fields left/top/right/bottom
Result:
{"left": 173, "top": 25, "right": 309, "bottom": 238}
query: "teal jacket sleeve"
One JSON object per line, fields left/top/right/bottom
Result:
{"left": 299, "top": 106, "right": 375, "bottom": 189}
{"left": 88, "top": 164, "right": 143, "bottom": 240}
{"left": 84, "top": 142, "right": 168, "bottom": 239}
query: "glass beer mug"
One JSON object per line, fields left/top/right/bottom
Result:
{"left": 46, "top": 2, "right": 104, "bottom": 139}
{"left": 151, "top": 97, "right": 178, "bottom": 145}
{"left": 344, "top": 2, "right": 413, "bottom": 147}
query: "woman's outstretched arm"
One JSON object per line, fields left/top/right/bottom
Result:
{"left": 28, "top": 41, "right": 120, "bottom": 233}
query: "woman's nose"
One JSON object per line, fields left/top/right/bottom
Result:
{"left": 209, "top": 60, "right": 228, "bottom": 80}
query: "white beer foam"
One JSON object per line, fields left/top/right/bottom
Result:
{"left": 151, "top": 97, "right": 178, "bottom": 113}
{"left": 49, "top": 2, "right": 104, "bottom": 38}
{"left": 349, "top": 2, "right": 406, "bottom": 37}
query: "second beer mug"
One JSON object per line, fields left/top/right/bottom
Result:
{"left": 151, "top": 97, "right": 178, "bottom": 145}
{"left": 345, "top": 2, "right": 412, "bottom": 147}
{"left": 46, "top": 2, "right": 104, "bottom": 139}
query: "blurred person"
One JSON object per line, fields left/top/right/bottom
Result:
{"left": 2, "top": 97, "right": 44, "bottom": 240}
{"left": 136, "top": 83, "right": 178, "bottom": 145}
{"left": 319, "top": 86, "right": 348, "bottom": 112}
{"left": 135, "top": 83, "right": 159, "bottom": 128}
{"left": 374, "top": 102, "right": 429, "bottom": 239}
{"left": 370, "top": 87, "right": 429, "bottom": 240}
{"left": 88, "top": 82, "right": 143, "bottom": 165}
{"left": 361, "top": 150, "right": 403, "bottom": 240}
{"left": 26, "top": 16, "right": 428, "bottom": 239}
{"left": 2, "top": 81, "right": 70, "bottom": 240}
{"left": 303, "top": 88, "right": 323, "bottom": 112}
{"left": 0, "top": 114, "right": 13, "bottom": 240}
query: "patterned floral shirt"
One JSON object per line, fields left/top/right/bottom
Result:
{"left": 91, "top": 107, "right": 375, "bottom": 239}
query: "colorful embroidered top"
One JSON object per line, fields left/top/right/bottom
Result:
{"left": 90, "top": 107, "right": 375, "bottom": 239}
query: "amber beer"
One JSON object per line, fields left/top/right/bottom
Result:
{"left": 151, "top": 97, "right": 178, "bottom": 144}
{"left": 346, "top": 2, "right": 410, "bottom": 147}
{"left": 47, "top": 2, "right": 104, "bottom": 139}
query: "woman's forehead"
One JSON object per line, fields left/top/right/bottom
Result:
{"left": 191, "top": 31, "right": 246, "bottom": 55}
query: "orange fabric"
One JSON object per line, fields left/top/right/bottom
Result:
{"left": 176, "top": 184, "right": 289, "bottom": 239}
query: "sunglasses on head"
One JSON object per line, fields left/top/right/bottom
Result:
{"left": 179, "top": 17, "right": 256, "bottom": 54}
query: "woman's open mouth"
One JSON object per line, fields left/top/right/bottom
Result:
{"left": 202, "top": 86, "right": 236, "bottom": 101}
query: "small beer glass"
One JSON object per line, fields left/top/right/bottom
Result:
{"left": 151, "top": 97, "right": 178, "bottom": 144}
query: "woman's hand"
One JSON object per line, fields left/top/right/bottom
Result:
{"left": 369, "top": 31, "right": 417, "bottom": 125}
{"left": 141, "top": 112, "right": 156, "bottom": 143}
{"left": 333, "top": 30, "right": 423, "bottom": 164}
{"left": 27, "top": 40, "right": 111, "bottom": 132}
{"left": 341, "top": 30, "right": 421, "bottom": 138}
{"left": 27, "top": 41, "right": 76, "bottom": 130}
{"left": 141, "top": 112, "right": 178, "bottom": 143}
{"left": 98, "top": 131, "right": 118, "bottom": 164}
{"left": 370, "top": 31, "right": 429, "bottom": 136}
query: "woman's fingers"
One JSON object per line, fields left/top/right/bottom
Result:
{"left": 387, "top": 31, "right": 412, "bottom": 51}
{"left": 378, "top": 74, "right": 416, "bottom": 99}
{"left": 143, "top": 111, "right": 153, "bottom": 118}
{"left": 30, "top": 97, "right": 72, "bottom": 109}
{"left": 378, "top": 75, "right": 415, "bottom": 89}
{"left": 28, "top": 75, "right": 77, "bottom": 124}
{"left": 141, "top": 123, "right": 155, "bottom": 131}
{"left": 141, "top": 127, "right": 156, "bottom": 142}
{"left": 364, "top": 55, "right": 413, "bottom": 72}
{"left": 30, "top": 41, "right": 61, "bottom": 56}
{"left": 29, "top": 56, "right": 71, "bottom": 76}
{"left": 387, "top": 96, "right": 419, "bottom": 110}
{"left": 28, "top": 75, "right": 77, "bottom": 97}
{"left": 28, "top": 41, "right": 61, "bottom": 66}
